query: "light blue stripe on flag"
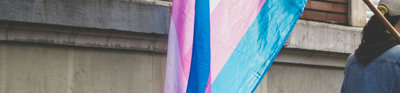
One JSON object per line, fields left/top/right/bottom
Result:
{"left": 211, "top": 0, "right": 307, "bottom": 92}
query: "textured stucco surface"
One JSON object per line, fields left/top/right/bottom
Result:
{"left": 0, "top": 42, "right": 166, "bottom": 93}
{"left": 262, "top": 63, "right": 343, "bottom": 93}
{"left": 0, "top": 0, "right": 361, "bottom": 93}
{"left": 0, "top": 42, "right": 345, "bottom": 93}
{"left": 288, "top": 20, "right": 362, "bottom": 54}
{"left": 0, "top": 0, "right": 171, "bottom": 34}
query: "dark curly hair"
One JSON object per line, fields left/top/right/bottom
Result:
{"left": 355, "top": 14, "right": 400, "bottom": 64}
{"left": 361, "top": 15, "right": 400, "bottom": 43}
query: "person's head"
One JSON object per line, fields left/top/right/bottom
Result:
{"left": 361, "top": 0, "right": 400, "bottom": 42}
{"left": 378, "top": 0, "right": 400, "bottom": 31}
{"left": 379, "top": 0, "right": 400, "bottom": 17}
{"left": 371, "top": 0, "right": 400, "bottom": 32}
{"left": 361, "top": 15, "right": 400, "bottom": 43}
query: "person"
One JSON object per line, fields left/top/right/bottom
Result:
{"left": 341, "top": 0, "right": 400, "bottom": 93}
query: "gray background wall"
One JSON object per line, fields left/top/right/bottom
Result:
{"left": 0, "top": 42, "right": 165, "bottom": 93}
{"left": 0, "top": 0, "right": 363, "bottom": 93}
{"left": 0, "top": 42, "right": 345, "bottom": 93}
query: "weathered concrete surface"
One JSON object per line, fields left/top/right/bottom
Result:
{"left": 0, "top": 1, "right": 360, "bottom": 92}
{"left": 288, "top": 20, "right": 362, "bottom": 54}
{"left": 0, "top": 42, "right": 166, "bottom": 93}
{"left": 349, "top": 0, "right": 367, "bottom": 27}
{"left": 255, "top": 50, "right": 346, "bottom": 93}
{"left": 0, "top": 21, "right": 168, "bottom": 53}
{"left": 263, "top": 63, "right": 344, "bottom": 93}
{"left": 0, "top": 20, "right": 353, "bottom": 68}
{"left": 0, "top": 42, "right": 346, "bottom": 93}
{"left": 0, "top": 19, "right": 362, "bottom": 54}
{"left": 0, "top": 44, "right": 5, "bottom": 93}
{"left": 0, "top": 0, "right": 171, "bottom": 34}
{"left": 276, "top": 49, "right": 348, "bottom": 68}
{"left": 0, "top": 18, "right": 357, "bottom": 93}
{"left": 0, "top": 0, "right": 363, "bottom": 54}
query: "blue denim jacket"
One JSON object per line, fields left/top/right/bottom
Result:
{"left": 341, "top": 45, "right": 400, "bottom": 93}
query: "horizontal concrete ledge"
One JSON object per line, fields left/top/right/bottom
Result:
{"left": 130, "top": 0, "right": 172, "bottom": 7}
{"left": 0, "top": 0, "right": 364, "bottom": 54}
{"left": 276, "top": 48, "right": 348, "bottom": 68}
{"left": 0, "top": 0, "right": 171, "bottom": 34}
{"left": 0, "top": 0, "right": 363, "bottom": 54}
{"left": 0, "top": 20, "right": 354, "bottom": 67}
{"left": 0, "top": 20, "right": 168, "bottom": 53}
{"left": 287, "top": 20, "right": 363, "bottom": 54}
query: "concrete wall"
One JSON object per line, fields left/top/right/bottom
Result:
{"left": 0, "top": 0, "right": 171, "bottom": 34}
{"left": 0, "top": 42, "right": 166, "bottom": 93}
{"left": 259, "top": 63, "right": 344, "bottom": 93}
{"left": 0, "top": 20, "right": 350, "bottom": 93}
{"left": 254, "top": 48, "right": 347, "bottom": 93}
{"left": 0, "top": 42, "right": 345, "bottom": 93}
{"left": 288, "top": 20, "right": 362, "bottom": 54}
{"left": 0, "top": 0, "right": 363, "bottom": 93}
{"left": 0, "top": 20, "right": 351, "bottom": 93}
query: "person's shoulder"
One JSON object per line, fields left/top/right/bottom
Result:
{"left": 377, "top": 45, "right": 400, "bottom": 63}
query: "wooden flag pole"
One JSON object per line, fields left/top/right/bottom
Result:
{"left": 363, "top": 0, "right": 400, "bottom": 41}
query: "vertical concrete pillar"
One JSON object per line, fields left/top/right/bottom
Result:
{"left": 66, "top": 49, "right": 74, "bottom": 93}
{"left": 0, "top": 44, "right": 6, "bottom": 93}
{"left": 349, "top": 0, "right": 367, "bottom": 27}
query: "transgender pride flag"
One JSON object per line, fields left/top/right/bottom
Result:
{"left": 165, "top": 0, "right": 307, "bottom": 93}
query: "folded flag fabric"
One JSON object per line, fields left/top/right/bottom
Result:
{"left": 164, "top": 0, "right": 307, "bottom": 93}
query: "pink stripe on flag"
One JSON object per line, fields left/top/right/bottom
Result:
{"left": 164, "top": 21, "right": 188, "bottom": 93}
{"left": 205, "top": 75, "right": 211, "bottom": 93}
{"left": 209, "top": 0, "right": 267, "bottom": 85}
{"left": 171, "top": 0, "right": 195, "bottom": 81}
{"left": 259, "top": 0, "right": 266, "bottom": 11}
